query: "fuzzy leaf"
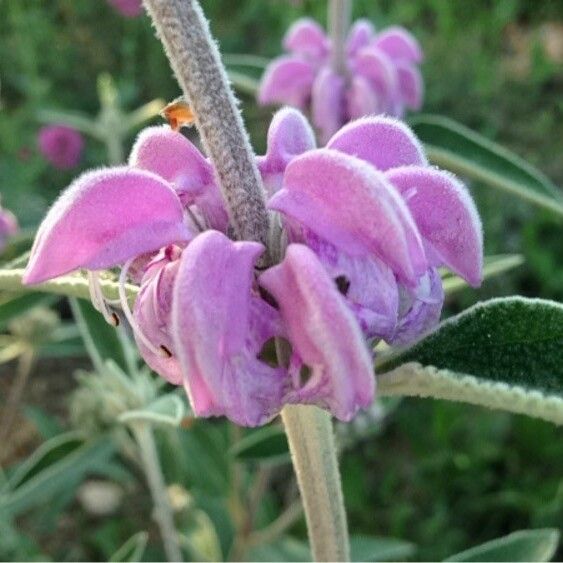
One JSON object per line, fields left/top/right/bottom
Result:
{"left": 410, "top": 115, "right": 563, "bottom": 217}
{"left": 445, "top": 529, "right": 560, "bottom": 562}
{"left": 119, "top": 394, "right": 186, "bottom": 427}
{"left": 109, "top": 532, "right": 149, "bottom": 563}
{"left": 377, "top": 297, "right": 563, "bottom": 425}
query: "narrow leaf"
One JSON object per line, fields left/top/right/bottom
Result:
{"left": 350, "top": 535, "right": 416, "bottom": 562}
{"left": 228, "top": 70, "right": 260, "bottom": 95}
{"left": 410, "top": 115, "right": 563, "bottom": 217}
{"left": 119, "top": 394, "right": 186, "bottom": 427}
{"left": 230, "top": 425, "right": 290, "bottom": 465}
{"left": 109, "top": 531, "right": 149, "bottom": 563}
{"left": 377, "top": 297, "right": 563, "bottom": 425}
{"left": 445, "top": 529, "right": 560, "bottom": 562}
{"left": 70, "top": 298, "right": 129, "bottom": 373}
{"left": 0, "top": 292, "right": 56, "bottom": 329}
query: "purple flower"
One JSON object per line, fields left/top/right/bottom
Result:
{"left": 259, "top": 18, "right": 424, "bottom": 142}
{"left": 38, "top": 125, "right": 84, "bottom": 170}
{"left": 23, "top": 109, "right": 482, "bottom": 426}
{"left": 0, "top": 200, "right": 18, "bottom": 253}
{"left": 107, "top": 0, "right": 143, "bottom": 18}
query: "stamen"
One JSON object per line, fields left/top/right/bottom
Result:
{"left": 88, "top": 271, "right": 119, "bottom": 326}
{"left": 119, "top": 259, "right": 171, "bottom": 358}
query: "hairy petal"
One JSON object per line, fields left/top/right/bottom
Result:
{"left": 257, "top": 107, "right": 316, "bottom": 194}
{"left": 373, "top": 26, "right": 423, "bottom": 63}
{"left": 23, "top": 168, "right": 191, "bottom": 284}
{"left": 386, "top": 166, "right": 483, "bottom": 286}
{"left": 327, "top": 116, "right": 427, "bottom": 172}
{"left": 258, "top": 56, "right": 315, "bottom": 109}
{"left": 269, "top": 149, "right": 427, "bottom": 286}
{"left": 311, "top": 66, "right": 346, "bottom": 144}
{"left": 396, "top": 61, "right": 423, "bottom": 110}
{"left": 353, "top": 46, "right": 399, "bottom": 115}
{"left": 172, "top": 231, "right": 286, "bottom": 427}
{"left": 260, "top": 244, "right": 375, "bottom": 421}
{"left": 283, "top": 17, "right": 329, "bottom": 61}
{"left": 390, "top": 267, "right": 444, "bottom": 345}
{"left": 130, "top": 126, "right": 228, "bottom": 231}
{"left": 134, "top": 248, "right": 183, "bottom": 385}
{"left": 346, "top": 19, "right": 376, "bottom": 57}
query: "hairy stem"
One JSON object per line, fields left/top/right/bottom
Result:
{"left": 329, "top": 0, "right": 352, "bottom": 77}
{"left": 281, "top": 405, "right": 350, "bottom": 561}
{"left": 0, "top": 350, "right": 35, "bottom": 464}
{"left": 132, "top": 423, "right": 183, "bottom": 562}
{"left": 142, "top": 0, "right": 270, "bottom": 250}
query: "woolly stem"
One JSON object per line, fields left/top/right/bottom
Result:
{"left": 132, "top": 422, "right": 183, "bottom": 562}
{"left": 281, "top": 405, "right": 350, "bottom": 561}
{"left": 142, "top": 0, "right": 270, "bottom": 250}
{"left": 329, "top": 0, "right": 352, "bottom": 77}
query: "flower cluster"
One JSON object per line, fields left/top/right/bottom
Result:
{"left": 259, "top": 18, "right": 424, "bottom": 142}
{"left": 0, "top": 199, "right": 18, "bottom": 253}
{"left": 38, "top": 125, "right": 84, "bottom": 170}
{"left": 24, "top": 109, "right": 482, "bottom": 426}
{"left": 107, "top": 0, "right": 143, "bottom": 18}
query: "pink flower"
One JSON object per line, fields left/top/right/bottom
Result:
{"left": 0, "top": 200, "right": 18, "bottom": 253}
{"left": 37, "top": 125, "right": 84, "bottom": 170}
{"left": 107, "top": 0, "right": 143, "bottom": 18}
{"left": 259, "top": 18, "right": 424, "bottom": 142}
{"left": 24, "top": 109, "right": 482, "bottom": 426}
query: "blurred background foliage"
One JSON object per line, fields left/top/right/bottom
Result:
{"left": 0, "top": 0, "right": 562, "bottom": 561}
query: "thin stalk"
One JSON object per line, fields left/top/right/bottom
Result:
{"left": 329, "top": 0, "right": 352, "bottom": 77}
{"left": 142, "top": 0, "right": 270, "bottom": 252}
{"left": 0, "top": 349, "right": 35, "bottom": 464}
{"left": 281, "top": 405, "right": 350, "bottom": 561}
{"left": 132, "top": 423, "right": 183, "bottom": 562}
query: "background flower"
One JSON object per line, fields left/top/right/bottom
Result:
{"left": 37, "top": 125, "right": 84, "bottom": 170}
{"left": 106, "top": 0, "right": 143, "bottom": 18}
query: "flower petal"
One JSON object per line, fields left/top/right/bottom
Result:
{"left": 172, "top": 230, "right": 287, "bottom": 427}
{"left": 353, "top": 46, "right": 400, "bottom": 115}
{"left": 257, "top": 107, "right": 316, "bottom": 194}
{"left": 346, "top": 75, "right": 381, "bottom": 120}
{"left": 373, "top": 26, "right": 423, "bottom": 63}
{"left": 311, "top": 66, "right": 346, "bottom": 144}
{"left": 396, "top": 61, "right": 423, "bottom": 110}
{"left": 283, "top": 18, "right": 329, "bottom": 60}
{"left": 327, "top": 116, "right": 427, "bottom": 172}
{"left": 304, "top": 230, "right": 398, "bottom": 340}
{"left": 346, "top": 19, "right": 376, "bottom": 57}
{"left": 134, "top": 247, "right": 183, "bottom": 385}
{"left": 386, "top": 166, "right": 483, "bottom": 286}
{"left": 389, "top": 267, "right": 444, "bottom": 345}
{"left": 259, "top": 244, "right": 375, "bottom": 421}
{"left": 269, "top": 148, "right": 427, "bottom": 286}
{"left": 258, "top": 56, "right": 315, "bottom": 109}
{"left": 23, "top": 168, "right": 192, "bottom": 285}
{"left": 130, "top": 126, "right": 228, "bottom": 231}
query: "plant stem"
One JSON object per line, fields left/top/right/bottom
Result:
{"left": 328, "top": 0, "right": 352, "bottom": 77}
{"left": 132, "top": 423, "right": 183, "bottom": 562}
{"left": 281, "top": 405, "right": 350, "bottom": 561}
{"left": 142, "top": 0, "right": 270, "bottom": 252}
{"left": 0, "top": 349, "right": 35, "bottom": 464}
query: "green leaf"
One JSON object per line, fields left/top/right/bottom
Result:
{"left": 37, "top": 108, "right": 102, "bottom": 138}
{"left": 227, "top": 70, "right": 260, "bottom": 95}
{"left": 230, "top": 425, "right": 290, "bottom": 465}
{"left": 442, "top": 254, "right": 524, "bottom": 295}
{"left": 224, "top": 53, "right": 270, "bottom": 68}
{"left": 377, "top": 297, "right": 563, "bottom": 425}
{"left": 247, "top": 537, "right": 312, "bottom": 562}
{"left": 0, "top": 436, "right": 115, "bottom": 516}
{"left": 109, "top": 531, "right": 148, "bottom": 563}
{"left": 444, "top": 529, "right": 560, "bottom": 562}
{"left": 350, "top": 535, "right": 416, "bottom": 562}
{"left": 70, "top": 298, "right": 129, "bottom": 373}
{"left": 0, "top": 268, "right": 138, "bottom": 301}
{"left": 0, "top": 292, "right": 56, "bottom": 330}
{"left": 119, "top": 394, "right": 186, "bottom": 427}
{"left": 409, "top": 115, "right": 563, "bottom": 217}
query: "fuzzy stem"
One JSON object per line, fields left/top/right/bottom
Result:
{"left": 132, "top": 423, "right": 183, "bottom": 562}
{"left": 281, "top": 405, "right": 350, "bottom": 561}
{"left": 329, "top": 0, "right": 352, "bottom": 77}
{"left": 142, "top": 0, "right": 270, "bottom": 249}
